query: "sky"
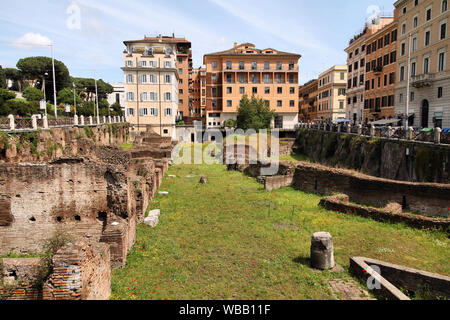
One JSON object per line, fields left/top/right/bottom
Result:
{"left": 0, "top": 0, "right": 395, "bottom": 85}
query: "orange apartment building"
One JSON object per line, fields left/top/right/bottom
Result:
{"left": 298, "top": 79, "right": 318, "bottom": 122}
{"left": 203, "top": 43, "right": 301, "bottom": 129}
{"left": 363, "top": 13, "right": 399, "bottom": 124}
{"left": 189, "top": 67, "right": 206, "bottom": 123}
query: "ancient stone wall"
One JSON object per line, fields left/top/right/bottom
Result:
{"left": 294, "top": 129, "right": 450, "bottom": 184}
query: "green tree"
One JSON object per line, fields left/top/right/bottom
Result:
{"left": 23, "top": 86, "right": 44, "bottom": 101}
{"left": 0, "top": 65, "right": 6, "bottom": 89}
{"left": 236, "top": 94, "right": 276, "bottom": 131}
{"left": 16, "top": 57, "right": 71, "bottom": 101}
{"left": 4, "top": 68, "right": 23, "bottom": 91}
{"left": 224, "top": 119, "right": 237, "bottom": 128}
{"left": 72, "top": 77, "right": 114, "bottom": 101}
{"left": 110, "top": 102, "right": 123, "bottom": 116}
{"left": 57, "top": 87, "right": 82, "bottom": 105}
{"left": 2, "top": 98, "right": 38, "bottom": 117}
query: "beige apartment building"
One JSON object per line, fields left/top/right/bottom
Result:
{"left": 203, "top": 43, "right": 301, "bottom": 129}
{"left": 345, "top": 17, "right": 395, "bottom": 124}
{"left": 317, "top": 65, "right": 348, "bottom": 121}
{"left": 122, "top": 35, "right": 191, "bottom": 138}
{"left": 395, "top": 0, "right": 450, "bottom": 128}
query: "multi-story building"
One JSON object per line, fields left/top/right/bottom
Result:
{"left": 106, "top": 82, "right": 126, "bottom": 110}
{"left": 203, "top": 43, "right": 301, "bottom": 129}
{"left": 395, "top": 0, "right": 450, "bottom": 128}
{"left": 317, "top": 65, "right": 348, "bottom": 121}
{"left": 345, "top": 17, "right": 395, "bottom": 124}
{"left": 363, "top": 13, "right": 399, "bottom": 124}
{"left": 122, "top": 35, "right": 191, "bottom": 137}
{"left": 298, "top": 79, "right": 318, "bottom": 122}
{"left": 189, "top": 67, "right": 206, "bottom": 122}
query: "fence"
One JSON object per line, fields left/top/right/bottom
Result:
{"left": 0, "top": 115, "right": 127, "bottom": 132}
{"left": 297, "top": 122, "right": 448, "bottom": 145}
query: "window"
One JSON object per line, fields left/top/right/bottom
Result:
{"left": 265, "top": 87, "right": 270, "bottom": 94}
{"left": 438, "top": 51, "right": 446, "bottom": 71}
{"left": 226, "top": 61, "right": 232, "bottom": 70}
{"left": 264, "top": 74, "right": 270, "bottom": 84}
{"left": 140, "top": 108, "right": 148, "bottom": 116}
{"left": 411, "top": 92, "right": 415, "bottom": 102}
{"left": 150, "top": 92, "right": 158, "bottom": 101}
{"left": 211, "top": 61, "right": 217, "bottom": 68}
{"left": 226, "top": 100, "right": 232, "bottom": 107}
{"left": 339, "top": 101, "right": 344, "bottom": 109}
{"left": 413, "top": 15, "right": 418, "bottom": 28}
{"left": 277, "top": 100, "right": 282, "bottom": 107}
{"left": 126, "top": 60, "right": 133, "bottom": 67}
{"left": 139, "top": 74, "right": 147, "bottom": 84}
{"left": 392, "top": 29, "right": 397, "bottom": 42}
{"left": 290, "top": 100, "right": 295, "bottom": 107}
{"left": 411, "top": 61, "right": 416, "bottom": 76}
{"left": 277, "top": 87, "right": 282, "bottom": 94}
{"left": 438, "top": 87, "right": 443, "bottom": 98}
{"left": 340, "top": 72, "right": 345, "bottom": 80}
{"left": 401, "top": 42, "right": 406, "bottom": 56}
{"left": 251, "top": 62, "right": 257, "bottom": 70}
{"left": 423, "top": 57, "right": 430, "bottom": 74}
{"left": 252, "top": 87, "right": 257, "bottom": 94}
{"left": 126, "top": 74, "right": 134, "bottom": 83}
{"left": 140, "top": 92, "right": 147, "bottom": 101}
{"left": 165, "top": 61, "right": 171, "bottom": 68}
{"left": 179, "top": 68, "right": 183, "bottom": 74}
{"left": 239, "top": 87, "right": 245, "bottom": 94}
{"left": 165, "top": 108, "right": 172, "bottom": 116}
{"left": 277, "top": 62, "right": 282, "bottom": 70}
{"left": 239, "top": 74, "right": 245, "bottom": 83}
{"left": 443, "top": 0, "right": 448, "bottom": 13}
{"left": 165, "top": 92, "right": 172, "bottom": 101}
{"left": 264, "top": 62, "right": 270, "bottom": 70}
{"left": 149, "top": 108, "right": 158, "bottom": 116}
{"left": 226, "top": 87, "right": 232, "bottom": 94}
{"left": 426, "top": 7, "right": 432, "bottom": 21}
{"left": 239, "top": 61, "right": 245, "bottom": 70}
{"left": 402, "top": 23, "right": 406, "bottom": 35}
{"left": 425, "top": 30, "right": 431, "bottom": 46}
{"left": 127, "top": 92, "right": 134, "bottom": 101}
{"left": 212, "top": 74, "right": 217, "bottom": 82}
{"left": 290, "top": 87, "right": 295, "bottom": 94}
{"left": 212, "top": 88, "right": 217, "bottom": 95}
{"left": 412, "top": 37, "right": 417, "bottom": 51}
{"left": 289, "top": 62, "right": 295, "bottom": 70}
{"left": 441, "top": 22, "right": 447, "bottom": 40}
{"left": 139, "top": 60, "right": 146, "bottom": 67}
{"left": 149, "top": 74, "right": 157, "bottom": 83}
{"left": 390, "top": 51, "right": 397, "bottom": 64}
{"left": 165, "top": 75, "right": 171, "bottom": 84}
{"left": 400, "top": 65, "right": 405, "bottom": 81}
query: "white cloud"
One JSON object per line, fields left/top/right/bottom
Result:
{"left": 12, "top": 32, "right": 52, "bottom": 49}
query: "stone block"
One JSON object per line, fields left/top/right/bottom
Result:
{"left": 144, "top": 209, "right": 160, "bottom": 227}
{"left": 310, "top": 232, "right": 335, "bottom": 270}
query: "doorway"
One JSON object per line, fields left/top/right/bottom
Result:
{"left": 421, "top": 100, "right": 429, "bottom": 128}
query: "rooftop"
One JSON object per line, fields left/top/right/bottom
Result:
{"left": 204, "top": 42, "right": 301, "bottom": 58}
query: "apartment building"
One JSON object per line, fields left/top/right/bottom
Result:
{"left": 317, "top": 65, "right": 348, "bottom": 121}
{"left": 363, "top": 14, "right": 399, "bottom": 123}
{"left": 298, "top": 79, "right": 318, "bottom": 122}
{"left": 395, "top": 0, "right": 450, "bottom": 128}
{"left": 189, "top": 67, "right": 206, "bottom": 121}
{"left": 122, "top": 35, "right": 191, "bottom": 137}
{"left": 345, "top": 17, "right": 395, "bottom": 124}
{"left": 203, "top": 43, "right": 301, "bottom": 129}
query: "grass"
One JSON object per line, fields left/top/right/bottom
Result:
{"left": 110, "top": 164, "right": 450, "bottom": 300}
{"left": 280, "top": 153, "right": 310, "bottom": 162}
{"left": 119, "top": 142, "right": 134, "bottom": 151}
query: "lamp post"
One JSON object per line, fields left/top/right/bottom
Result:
{"left": 50, "top": 43, "right": 57, "bottom": 119}
{"left": 72, "top": 82, "right": 77, "bottom": 116}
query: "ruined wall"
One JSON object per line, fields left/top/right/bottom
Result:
{"left": 0, "top": 124, "right": 130, "bottom": 163}
{"left": 43, "top": 242, "right": 111, "bottom": 300}
{"left": 290, "top": 162, "right": 450, "bottom": 217}
{"left": 0, "top": 160, "right": 131, "bottom": 256}
{"left": 294, "top": 129, "right": 450, "bottom": 184}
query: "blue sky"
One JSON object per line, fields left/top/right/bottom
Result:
{"left": 0, "top": 0, "right": 395, "bottom": 85}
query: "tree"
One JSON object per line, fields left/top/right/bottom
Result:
{"left": 23, "top": 86, "right": 44, "bottom": 101}
{"left": 110, "top": 102, "right": 123, "bottom": 116}
{"left": 57, "top": 87, "right": 82, "bottom": 105}
{"left": 16, "top": 57, "right": 71, "bottom": 101}
{"left": 224, "top": 119, "right": 237, "bottom": 128}
{"left": 0, "top": 89, "right": 16, "bottom": 113}
{"left": 236, "top": 94, "right": 276, "bottom": 131}
{"left": 4, "top": 68, "right": 23, "bottom": 91}
{"left": 72, "top": 77, "right": 114, "bottom": 101}
{"left": 0, "top": 66, "right": 6, "bottom": 89}
{"left": 2, "top": 99, "right": 38, "bottom": 117}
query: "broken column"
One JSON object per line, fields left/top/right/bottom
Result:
{"left": 310, "top": 232, "right": 335, "bottom": 270}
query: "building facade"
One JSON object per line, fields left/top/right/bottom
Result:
{"left": 345, "top": 17, "right": 395, "bottom": 124}
{"left": 363, "top": 14, "right": 399, "bottom": 123}
{"left": 298, "top": 79, "right": 318, "bottom": 122}
{"left": 106, "top": 82, "right": 126, "bottom": 110}
{"left": 189, "top": 67, "right": 206, "bottom": 122}
{"left": 122, "top": 35, "right": 191, "bottom": 137}
{"left": 317, "top": 65, "right": 348, "bottom": 121}
{"left": 203, "top": 43, "right": 301, "bottom": 129}
{"left": 395, "top": 0, "right": 450, "bottom": 128}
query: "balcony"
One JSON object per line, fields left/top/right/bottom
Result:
{"left": 411, "top": 73, "right": 435, "bottom": 88}
{"left": 373, "top": 65, "right": 383, "bottom": 74}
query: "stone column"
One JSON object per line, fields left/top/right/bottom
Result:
{"left": 434, "top": 127, "right": 442, "bottom": 144}
{"left": 8, "top": 114, "right": 15, "bottom": 131}
{"left": 80, "top": 115, "right": 85, "bottom": 126}
{"left": 74, "top": 114, "right": 79, "bottom": 126}
{"left": 32, "top": 117, "right": 37, "bottom": 130}
{"left": 357, "top": 124, "right": 362, "bottom": 136}
{"left": 102, "top": 116, "right": 106, "bottom": 124}
{"left": 108, "top": 116, "right": 112, "bottom": 124}
{"left": 88, "top": 116, "right": 93, "bottom": 125}
{"left": 43, "top": 116, "right": 48, "bottom": 129}
{"left": 310, "top": 232, "right": 335, "bottom": 270}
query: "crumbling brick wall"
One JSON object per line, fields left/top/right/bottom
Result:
{"left": 0, "top": 258, "right": 42, "bottom": 300}
{"left": 43, "top": 242, "right": 111, "bottom": 300}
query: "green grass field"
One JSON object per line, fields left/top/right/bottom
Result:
{"left": 110, "top": 164, "right": 449, "bottom": 300}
